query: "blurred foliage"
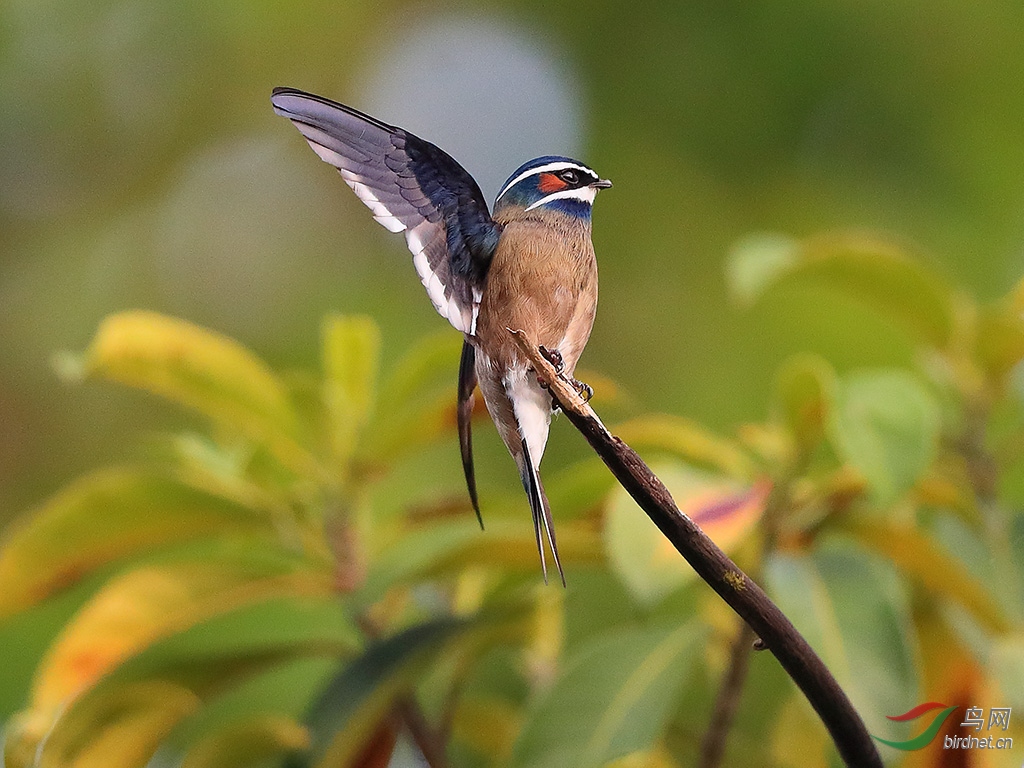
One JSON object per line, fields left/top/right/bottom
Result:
{"left": 1, "top": 237, "right": 1023, "bottom": 767}
{"left": 4, "top": 2, "right": 1024, "bottom": 765}
{"left": 6, "top": 0, "right": 1024, "bottom": 522}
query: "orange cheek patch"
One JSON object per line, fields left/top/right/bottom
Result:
{"left": 538, "top": 173, "right": 567, "bottom": 193}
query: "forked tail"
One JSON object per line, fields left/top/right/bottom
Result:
{"left": 519, "top": 438, "right": 565, "bottom": 587}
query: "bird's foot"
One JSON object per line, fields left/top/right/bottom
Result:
{"left": 537, "top": 345, "right": 564, "bottom": 374}
{"left": 544, "top": 378, "right": 592, "bottom": 412}
{"left": 571, "top": 378, "right": 594, "bottom": 403}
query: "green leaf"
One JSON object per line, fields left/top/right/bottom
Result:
{"left": 764, "top": 541, "right": 919, "bottom": 734}
{"left": 770, "top": 695, "right": 830, "bottom": 768}
{"left": 73, "top": 312, "right": 319, "bottom": 477}
{"left": 546, "top": 458, "right": 618, "bottom": 520}
{"left": 0, "top": 571, "right": 116, "bottom": 722}
{"left": 376, "top": 331, "right": 462, "bottom": 408}
{"left": 829, "top": 370, "right": 940, "bottom": 505}
{"left": 773, "top": 354, "right": 836, "bottom": 451}
{"left": 356, "top": 518, "right": 602, "bottom": 608}
{"left": 305, "top": 622, "right": 456, "bottom": 768}
{"left": 321, "top": 315, "right": 380, "bottom": 465}
{"left": 363, "top": 388, "right": 458, "bottom": 462}
{"left": 152, "top": 657, "right": 336, "bottom": 768}
{"left": 5, "top": 544, "right": 339, "bottom": 765}
{"left": 46, "top": 603, "right": 347, "bottom": 767}
{"left": 362, "top": 331, "right": 463, "bottom": 459}
{"left": 604, "top": 462, "right": 767, "bottom": 606}
{"left": 726, "top": 232, "right": 800, "bottom": 305}
{"left": 983, "top": 271, "right": 1024, "bottom": 380}
{"left": 355, "top": 519, "right": 487, "bottom": 608}
{"left": 108, "top": 595, "right": 359, "bottom": 686}
{"left": 291, "top": 617, "right": 474, "bottom": 768}
{"left": 602, "top": 749, "right": 681, "bottom": 768}
{"left": 727, "top": 231, "right": 956, "bottom": 348}
{"left": 508, "top": 624, "right": 701, "bottom": 768}
{"left": 0, "top": 468, "right": 275, "bottom": 618}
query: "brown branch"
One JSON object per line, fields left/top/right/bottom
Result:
{"left": 508, "top": 329, "right": 882, "bottom": 768}
{"left": 357, "top": 615, "right": 449, "bottom": 768}
{"left": 396, "top": 695, "right": 449, "bottom": 768}
{"left": 697, "top": 621, "right": 757, "bottom": 768}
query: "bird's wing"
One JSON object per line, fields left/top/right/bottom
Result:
{"left": 271, "top": 87, "right": 499, "bottom": 334}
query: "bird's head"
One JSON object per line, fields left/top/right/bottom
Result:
{"left": 493, "top": 156, "right": 611, "bottom": 219}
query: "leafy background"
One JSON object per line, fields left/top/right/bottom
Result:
{"left": 1, "top": 1, "right": 1023, "bottom": 767}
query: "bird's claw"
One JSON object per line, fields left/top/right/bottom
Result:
{"left": 572, "top": 378, "right": 594, "bottom": 403}
{"left": 534, "top": 345, "right": 592, "bottom": 405}
{"left": 537, "top": 345, "right": 565, "bottom": 374}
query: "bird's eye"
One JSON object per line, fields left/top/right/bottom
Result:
{"left": 559, "top": 170, "right": 579, "bottom": 185}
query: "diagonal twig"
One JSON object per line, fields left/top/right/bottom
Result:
{"left": 698, "top": 620, "right": 757, "bottom": 768}
{"left": 507, "top": 328, "right": 882, "bottom": 768}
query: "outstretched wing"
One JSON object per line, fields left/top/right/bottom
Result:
{"left": 271, "top": 87, "right": 499, "bottom": 334}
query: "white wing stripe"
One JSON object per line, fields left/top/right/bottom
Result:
{"left": 406, "top": 224, "right": 428, "bottom": 255}
{"left": 425, "top": 271, "right": 447, "bottom": 312}
{"left": 339, "top": 170, "right": 406, "bottom": 233}
{"left": 411, "top": 250, "right": 470, "bottom": 332}
{"left": 292, "top": 121, "right": 481, "bottom": 336}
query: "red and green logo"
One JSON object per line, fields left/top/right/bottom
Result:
{"left": 873, "top": 702, "right": 959, "bottom": 750}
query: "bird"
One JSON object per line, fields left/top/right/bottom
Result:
{"left": 271, "top": 87, "right": 611, "bottom": 584}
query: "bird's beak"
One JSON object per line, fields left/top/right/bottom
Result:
{"left": 590, "top": 179, "right": 613, "bottom": 190}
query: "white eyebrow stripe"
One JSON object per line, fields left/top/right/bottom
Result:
{"left": 495, "top": 161, "right": 597, "bottom": 202}
{"left": 524, "top": 185, "right": 598, "bottom": 211}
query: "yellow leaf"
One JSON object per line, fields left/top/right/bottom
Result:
{"left": 975, "top": 303, "right": 1024, "bottom": 381}
{"left": 602, "top": 747, "right": 680, "bottom": 768}
{"left": 0, "top": 468, "right": 274, "bottom": 618}
{"left": 74, "top": 311, "right": 319, "bottom": 477}
{"left": 605, "top": 462, "right": 768, "bottom": 605}
{"left": 452, "top": 696, "right": 522, "bottom": 759}
{"left": 322, "top": 315, "right": 380, "bottom": 466}
{"left": 182, "top": 714, "right": 310, "bottom": 768}
{"left": 770, "top": 694, "right": 829, "bottom": 768}
{"left": 773, "top": 354, "right": 836, "bottom": 450}
{"left": 30, "top": 562, "right": 328, "bottom": 713}
{"left": 614, "top": 416, "right": 755, "bottom": 478}
{"left": 525, "top": 586, "right": 564, "bottom": 688}
{"left": 8, "top": 681, "right": 198, "bottom": 768}
{"left": 842, "top": 519, "right": 1009, "bottom": 633}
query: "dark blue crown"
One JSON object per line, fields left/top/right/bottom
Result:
{"left": 493, "top": 156, "right": 604, "bottom": 218}
{"left": 496, "top": 156, "right": 577, "bottom": 196}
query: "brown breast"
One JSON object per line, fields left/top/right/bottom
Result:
{"left": 474, "top": 214, "right": 598, "bottom": 375}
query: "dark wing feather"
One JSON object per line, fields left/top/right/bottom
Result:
{"left": 271, "top": 87, "right": 499, "bottom": 334}
{"left": 458, "top": 341, "right": 483, "bottom": 529}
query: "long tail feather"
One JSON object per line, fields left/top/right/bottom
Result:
{"left": 519, "top": 438, "right": 565, "bottom": 587}
{"left": 458, "top": 341, "right": 483, "bottom": 529}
